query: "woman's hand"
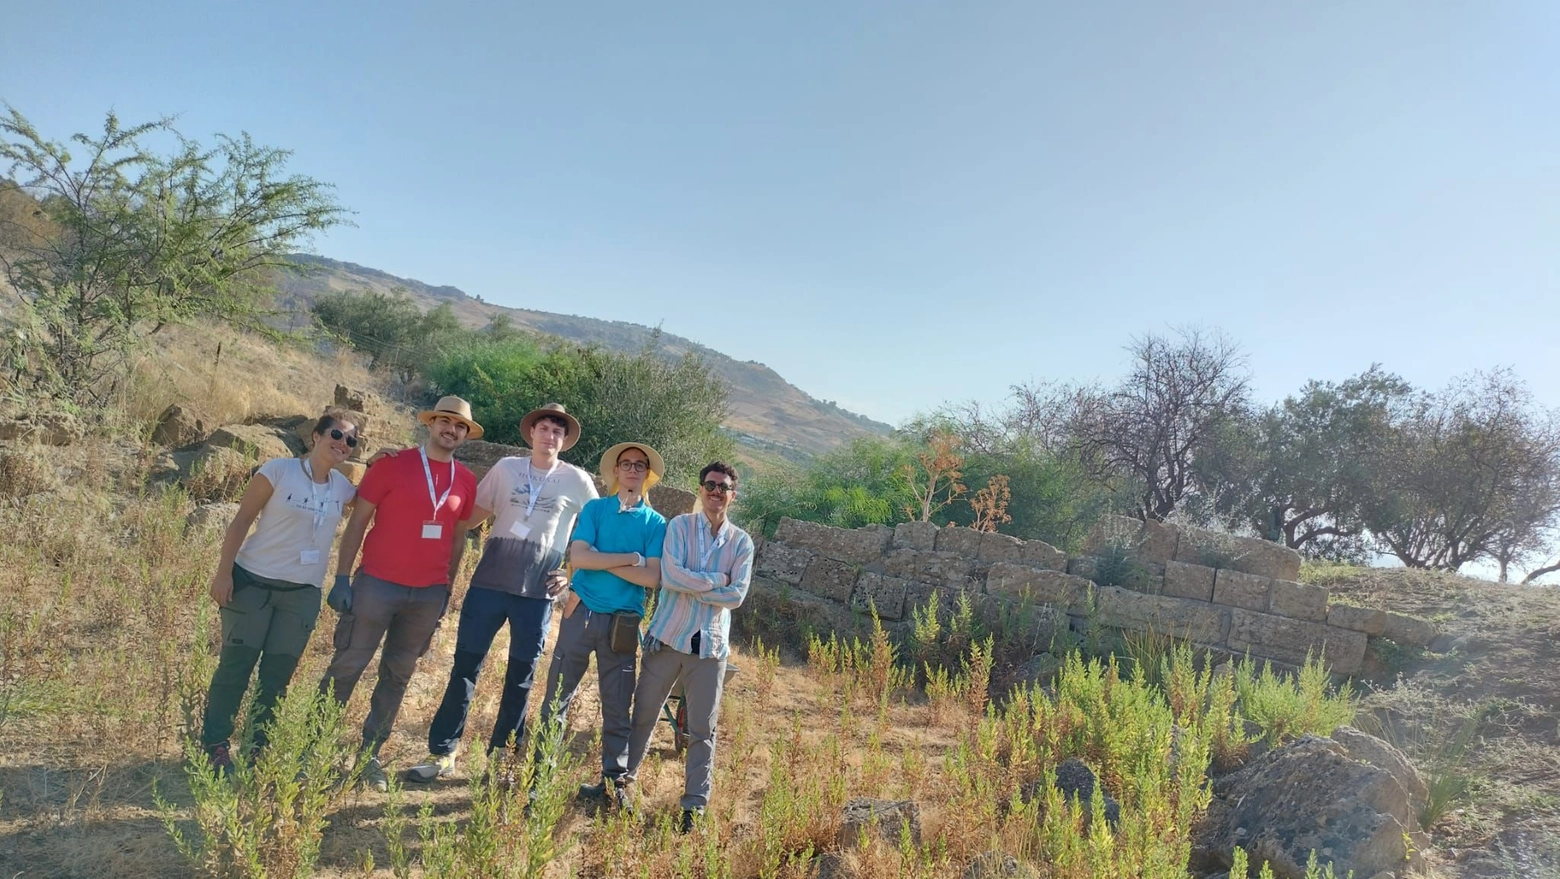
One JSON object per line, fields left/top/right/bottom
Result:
{"left": 210, "top": 570, "right": 235, "bottom": 607}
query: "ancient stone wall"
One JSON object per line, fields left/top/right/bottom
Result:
{"left": 755, "top": 515, "right": 1435, "bottom": 677}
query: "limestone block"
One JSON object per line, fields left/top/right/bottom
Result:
{"left": 756, "top": 541, "right": 815, "bottom": 585}
{"left": 152, "top": 403, "right": 210, "bottom": 448}
{"left": 1269, "top": 579, "right": 1328, "bottom": 622}
{"left": 893, "top": 520, "right": 938, "bottom": 551}
{"left": 978, "top": 531, "right": 1025, "bottom": 564}
{"left": 1213, "top": 569, "right": 1271, "bottom": 613}
{"left": 1019, "top": 538, "right": 1067, "bottom": 571}
{"left": 799, "top": 557, "right": 858, "bottom": 603}
{"left": 935, "top": 525, "right": 983, "bottom": 556}
{"left": 1176, "top": 525, "right": 1301, "bottom": 581}
{"left": 775, "top": 518, "right": 892, "bottom": 565}
{"left": 1381, "top": 611, "right": 1436, "bottom": 648}
{"left": 206, "top": 424, "right": 297, "bottom": 461}
{"left": 882, "top": 548, "right": 978, "bottom": 587}
{"left": 1163, "top": 560, "right": 1216, "bottom": 602}
{"left": 1327, "top": 603, "right": 1387, "bottom": 635}
{"left": 1226, "top": 610, "right": 1367, "bottom": 676}
{"left": 1094, "top": 586, "right": 1228, "bottom": 645}
{"left": 986, "top": 563, "right": 1093, "bottom": 614}
{"left": 1137, "top": 519, "right": 1181, "bottom": 564}
{"left": 851, "top": 572, "right": 911, "bottom": 620}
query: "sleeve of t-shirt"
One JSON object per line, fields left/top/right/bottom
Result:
{"left": 572, "top": 499, "right": 599, "bottom": 547}
{"left": 644, "top": 515, "right": 669, "bottom": 559}
{"left": 356, "top": 455, "right": 395, "bottom": 506}
{"left": 255, "top": 457, "right": 289, "bottom": 489}
{"left": 475, "top": 462, "right": 504, "bottom": 512}
{"left": 331, "top": 471, "right": 357, "bottom": 504}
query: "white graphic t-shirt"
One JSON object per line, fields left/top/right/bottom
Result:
{"left": 235, "top": 457, "right": 356, "bottom": 586}
{"left": 469, "top": 456, "right": 598, "bottom": 598}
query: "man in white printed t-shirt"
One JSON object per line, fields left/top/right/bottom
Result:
{"left": 407, "top": 403, "right": 598, "bottom": 782}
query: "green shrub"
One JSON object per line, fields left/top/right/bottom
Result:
{"left": 1233, "top": 653, "right": 1356, "bottom": 745}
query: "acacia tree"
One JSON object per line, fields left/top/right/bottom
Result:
{"left": 1071, "top": 328, "right": 1250, "bottom": 521}
{"left": 1364, "top": 370, "right": 1560, "bottom": 572}
{"left": 0, "top": 106, "right": 347, "bottom": 404}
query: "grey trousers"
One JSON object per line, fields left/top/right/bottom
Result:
{"left": 318, "top": 572, "right": 449, "bottom": 754}
{"left": 624, "top": 641, "right": 727, "bottom": 811}
{"left": 536, "top": 606, "right": 637, "bottom": 781}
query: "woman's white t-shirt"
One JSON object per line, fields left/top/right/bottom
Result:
{"left": 234, "top": 457, "right": 356, "bottom": 586}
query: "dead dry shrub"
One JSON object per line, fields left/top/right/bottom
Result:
{"left": 0, "top": 444, "right": 59, "bottom": 500}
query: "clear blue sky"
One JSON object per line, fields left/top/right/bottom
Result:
{"left": 5, "top": 2, "right": 1557, "bottom": 425}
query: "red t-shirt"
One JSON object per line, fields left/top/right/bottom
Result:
{"left": 357, "top": 448, "right": 478, "bottom": 588}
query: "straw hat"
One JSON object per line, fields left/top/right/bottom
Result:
{"left": 417, "top": 396, "right": 484, "bottom": 440}
{"left": 599, "top": 441, "right": 665, "bottom": 493}
{"left": 518, "top": 402, "right": 581, "bottom": 451}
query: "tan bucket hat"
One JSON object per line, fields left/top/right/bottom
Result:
{"left": 518, "top": 402, "right": 581, "bottom": 451}
{"left": 417, "top": 395, "right": 484, "bottom": 440}
{"left": 600, "top": 441, "right": 665, "bottom": 493}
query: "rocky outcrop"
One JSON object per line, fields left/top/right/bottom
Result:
{"left": 838, "top": 798, "right": 921, "bottom": 849}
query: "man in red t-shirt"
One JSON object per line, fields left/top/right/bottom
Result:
{"left": 319, "top": 396, "right": 481, "bottom": 791}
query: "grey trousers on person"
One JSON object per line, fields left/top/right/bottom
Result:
{"left": 318, "top": 572, "right": 449, "bottom": 754}
{"left": 536, "top": 606, "right": 637, "bottom": 781}
{"left": 624, "top": 642, "right": 727, "bottom": 811}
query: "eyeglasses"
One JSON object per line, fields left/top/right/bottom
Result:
{"left": 702, "top": 480, "right": 735, "bottom": 494}
{"left": 328, "top": 428, "right": 359, "bottom": 448}
{"left": 617, "top": 460, "right": 649, "bottom": 472}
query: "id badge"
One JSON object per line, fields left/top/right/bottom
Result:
{"left": 421, "top": 521, "right": 444, "bottom": 540}
{"left": 299, "top": 548, "right": 322, "bottom": 565}
{"left": 510, "top": 520, "right": 532, "bottom": 540}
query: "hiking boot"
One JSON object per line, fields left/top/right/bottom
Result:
{"left": 206, "top": 742, "right": 234, "bottom": 779}
{"left": 578, "top": 779, "right": 635, "bottom": 814}
{"left": 405, "top": 751, "right": 457, "bottom": 783}
{"left": 678, "top": 808, "right": 704, "bottom": 834}
{"left": 360, "top": 756, "right": 389, "bottom": 793}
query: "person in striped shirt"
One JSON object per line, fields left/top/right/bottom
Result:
{"left": 621, "top": 461, "right": 754, "bottom": 832}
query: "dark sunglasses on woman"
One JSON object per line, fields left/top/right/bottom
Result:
{"left": 328, "top": 428, "right": 358, "bottom": 448}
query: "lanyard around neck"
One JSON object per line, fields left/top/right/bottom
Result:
{"left": 695, "top": 518, "right": 726, "bottom": 570}
{"left": 524, "top": 458, "right": 556, "bottom": 519}
{"left": 420, "top": 447, "right": 455, "bottom": 517}
{"left": 301, "top": 458, "right": 329, "bottom": 535}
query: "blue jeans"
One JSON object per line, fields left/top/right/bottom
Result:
{"left": 426, "top": 587, "right": 553, "bottom": 756}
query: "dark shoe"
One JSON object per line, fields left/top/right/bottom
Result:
{"left": 206, "top": 742, "right": 235, "bottom": 778}
{"left": 679, "top": 808, "right": 704, "bottom": 834}
{"left": 578, "top": 779, "right": 635, "bottom": 814}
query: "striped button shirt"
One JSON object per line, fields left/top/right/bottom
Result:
{"left": 645, "top": 513, "right": 754, "bottom": 661}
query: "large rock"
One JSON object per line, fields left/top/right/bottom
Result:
{"left": 1199, "top": 735, "right": 1419, "bottom": 879}
{"left": 882, "top": 548, "right": 980, "bottom": 588}
{"left": 1331, "top": 726, "right": 1429, "bottom": 814}
{"left": 206, "top": 424, "right": 298, "bottom": 461}
{"left": 1094, "top": 586, "right": 1229, "bottom": 645}
{"left": 648, "top": 484, "right": 696, "bottom": 518}
{"left": 838, "top": 798, "right": 921, "bottom": 849}
{"left": 1019, "top": 538, "right": 1066, "bottom": 571}
{"left": 186, "top": 501, "right": 240, "bottom": 534}
{"left": 151, "top": 403, "right": 210, "bottom": 448}
{"left": 775, "top": 518, "right": 892, "bottom": 565}
{"left": 977, "top": 531, "right": 1025, "bottom": 564}
{"left": 799, "top": 557, "right": 859, "bottom": 602}
{"left": 985, "top": 563, "right": 1093, "bottom": 614}
{"left": 1226, "top": 610, "right": 1367, "bottom": 676}
{"left": 893, "top": 520, "right": 937, "bottom": 551}
{"left": 851, "top": 572, "right": 911, "bottom": 620}
{"left": 756, "top": 541, "right": 815, "bottom": 585}
{"left": 0, "top": 412, "right": 81, "bottom": 446}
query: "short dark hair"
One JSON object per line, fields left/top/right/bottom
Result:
{"left": 533, "top": 414, "right": 571, "bottom": 433}
{"left": 700, "top": 461, "right": 738, "bottom": 485}
{"left": 312, "top": 408, "right": 356, "bottom": 437}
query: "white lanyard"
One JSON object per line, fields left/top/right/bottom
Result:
{"left": 695, "top": 518, "right": 726, "bottom": 570}
{"left": 301, "top": 459, "right": 329, "bottom": 536}
{"left": 420, "top": 447, "right": 455, "bottom": 517}
{"left": 523, "top": 459, "right": 556, "bottom": 519}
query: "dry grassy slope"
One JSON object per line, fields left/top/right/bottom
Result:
{"left": 276, "top": 255, "right": 891, "bottom": 459}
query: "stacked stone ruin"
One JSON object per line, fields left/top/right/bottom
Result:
{"left": 754, "top": 515, "right": 1436, "bottom": 676}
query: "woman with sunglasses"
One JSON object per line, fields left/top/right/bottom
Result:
{"left": 200, "top": 409, "right": 361, "bottom": 775}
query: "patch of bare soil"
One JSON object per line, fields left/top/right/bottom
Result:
{"left": 1313, "top": 567, "right": 1560, "bottom": 878}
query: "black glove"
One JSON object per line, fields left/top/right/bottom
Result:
{"left": 327, "top": 574, "right": 353, "bottom": 613}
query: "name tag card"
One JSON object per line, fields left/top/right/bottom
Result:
{"left": 510, "top": 521, "right": 532, "bottom": 540}
{"left": 299, "top": 548, "right": 321, "bottom": 565}
{"left": 422, "top": 521, "right": 444, "bottom": 540}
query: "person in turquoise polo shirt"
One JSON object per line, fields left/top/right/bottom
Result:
{"left": 534, "top": 441, "right": 667, "bottom": 812}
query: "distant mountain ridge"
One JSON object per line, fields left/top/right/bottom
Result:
{"left": 277, "top": 254, "right": 890, "bottom": 458}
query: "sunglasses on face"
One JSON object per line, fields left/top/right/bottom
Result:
{"left": 328, "top": 428, "right": 358, "bottom": 448}
{"left": 702, "top": 480, "right": 735, "bottom": 494}
{"left": 618, "top": 460, "right": 650, "bottom": 472}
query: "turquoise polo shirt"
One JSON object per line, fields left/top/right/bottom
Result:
{"left": 570, "top": 495, "right": 668, "bottom": 615}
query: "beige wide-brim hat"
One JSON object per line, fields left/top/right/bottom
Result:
{"left": 600, "top": 441, "right": 665, "bottom": 493}
{"left": 518, "top": 402, "right": 581, "bottom": 451}
{"left": 417, "top": 395, "right": 484, "bottom": 440}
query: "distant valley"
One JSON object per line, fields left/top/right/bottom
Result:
{"left": 275, "top": 255, "right": 891, "bottom": 459}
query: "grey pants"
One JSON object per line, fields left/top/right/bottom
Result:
{"left": 624, "top": 642, "right": 726, "bottom": 810}
{"left": 318, "top": 572, "right": 449, "bottom": 754}
{"left": 536, "top": 606, "right": 637, "bottom": 781}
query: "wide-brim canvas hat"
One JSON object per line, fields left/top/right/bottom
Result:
{"left": 600, "top": 441, "right": 665, "bottom": 493}
{"left": 519, "top": 402, "right": 581, "bottom": 451}
{"left": 417, "top": 395, "right": 484, "bottom": 440}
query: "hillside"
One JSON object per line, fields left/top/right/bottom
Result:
{"left": 275, "top": 255, "right": 890, "bottom": 459}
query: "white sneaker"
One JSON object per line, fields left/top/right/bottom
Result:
{"left": 405, "top": 751, "right": 458, "bottom": 783}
